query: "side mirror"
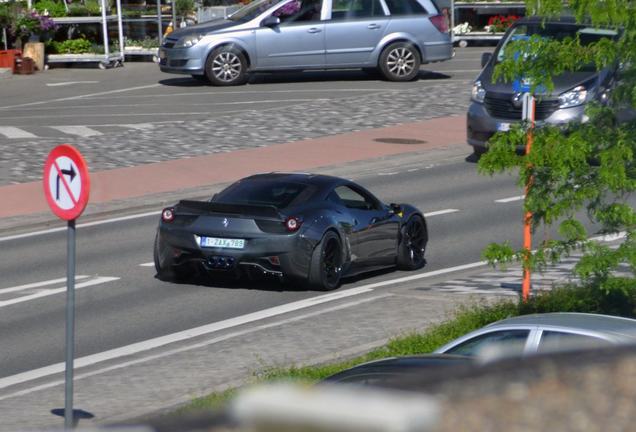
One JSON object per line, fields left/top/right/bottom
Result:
{"left": 389, "top": 203, "right": 402, "bottom": 214}
{"left": 481, "top": 52, "right": 492, "bottom": 68}
{"left": 261, "top": 15, "right": 280, "bottom": 27}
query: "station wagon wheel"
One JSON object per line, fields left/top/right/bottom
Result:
{"left": 397, "top": 215, "right": 427, "bottom": 270}
{"left": 205, "top": 46, "right": 248, "bottom": 86}
{"left": 308, "top": 231, "right": 343, "bottom": 291}
{"left": 379, "top": 42, "right": 421, "bottom": 82}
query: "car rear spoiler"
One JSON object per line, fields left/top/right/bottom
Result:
{"left": 176, "top": 200, "right": 283, "bottom": 220}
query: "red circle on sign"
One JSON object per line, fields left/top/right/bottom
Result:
{"left": 43, "top": 144, "right": 91, "bottom": 221}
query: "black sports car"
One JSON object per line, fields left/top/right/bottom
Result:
{"left": 154, "top": 173, "right": 428, "bottom": 290}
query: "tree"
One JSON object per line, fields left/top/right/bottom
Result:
{"left": 478, "top": 0, "right": 636, "bottom": 294}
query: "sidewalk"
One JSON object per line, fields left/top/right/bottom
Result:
{"left": 0, "top": 115, "right": 466, "bottom": 230}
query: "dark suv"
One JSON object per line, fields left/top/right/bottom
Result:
{"left": 467, "top": 16, "right": 619, "bottom": 155}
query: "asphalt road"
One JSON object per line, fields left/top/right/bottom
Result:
{"left": 3, "top": 150, "right": 621, "bottom": 380}
{"left": 0, "top": 47, "right": 486, "bottom": 130}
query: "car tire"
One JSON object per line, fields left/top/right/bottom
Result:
{"left": 379, "top": 42, "right": 421, "bottom": 82}
{"left": 154, "top": 233, "right": 189, "bottom": 281}
{"left": 397, "top": 215, "right": 428, "bottom": 270}
{"left": 307, "top": 231, "right": 343, "bottom": 291}
{"left": 191, "top": 74, "right": 209, "bottom": 83}
{"left": 205, "top": 46, "right": 248, "bottom": 86}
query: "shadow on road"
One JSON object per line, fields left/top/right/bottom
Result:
{"left": 158, "top": 69, "right": 452, "bottom": 87}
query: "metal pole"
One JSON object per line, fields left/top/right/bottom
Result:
{"left": 116, "top": 0, "right": 124, "bottom": 64}
{"left": 64, "top": 219, "right": 76, "bottom": 429}
{"left": 101, "top": 0, "right": 110, "bottom": 61}
{"left": 521, "top": 92, "right": 535, "bottom": 301}
{"left": 171, "top": 0, "right": 177, "bottom": 32}
{"left": 157, "top": 0, "right": 163, "bottom": 46}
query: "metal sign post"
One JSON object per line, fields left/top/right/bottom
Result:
{"left": 43, "top": 144, "right": 90, "bottom": 428}
{"left": 521, "top": 92, "right": 535, "bottom": 301}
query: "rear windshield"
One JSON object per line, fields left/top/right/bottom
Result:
{"left": 497, "top": 23, "right": 619, "bottom": 64}
{"left": 214, "top": 179, "right": 315, "bottom": 209}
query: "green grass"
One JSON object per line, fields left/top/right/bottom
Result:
{"left": 173, "top": 280, "right": 636, "bottom": 415}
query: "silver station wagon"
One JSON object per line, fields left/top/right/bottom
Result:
{"left": 158, "top": 0, "right": 452, "bottom": 85}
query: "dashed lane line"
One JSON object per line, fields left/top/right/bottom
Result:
{"left": 50, "top": 125, "right": 103, "bottom": 137}
{"left": 0, "top": 276, "right": 120, "bottom": 308}
{"left": 495, "top": 195, "right": 525, "bottom": 203}
{"left": 0, "top": 127, "right": 38, "bottom": 139}
{"left": 0, "top": 276, "right": 89, "bottom": 294}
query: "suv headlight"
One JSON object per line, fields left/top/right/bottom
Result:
{"left": 471, "top": 80, "right": 486, "bottom": 103}
{"left": 558, "top": 85, "right": 588, "bottom": 108}
{"left": 175, "top": 34, "right": 204, "bottom": 48}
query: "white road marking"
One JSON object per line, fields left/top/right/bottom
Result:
{"left": 378, "top": 172, "right": 398, "bottom": 176}
{"left": 46, "top": 81, "right": 100, "bottom": 87}
{"left": 0, "top": 84, "right": 162, "bottom": 110}
{"left": 0, "top": 276, "right": 120, "bottom": 308}
{"left": 495, "top": 195, "right": 525, "bottom": 203}
{"left": 407, "top": 168, "right": 419, "bottom": 172}
{"left": 0, "top": 276, "right": 89, "bottom": 294}
{"left": 0, "top": 211, "right": 159, "bottom": 243}
{"left": 50, "top": 125, "right": 103, "bottom": 137}
{"left": 0, "top": 284, "right": 375, "bottom": 390}
{"left": 91, "top": 89, "right": 392, "bottom": 100}
{"left": 0, "top": 126, "right": 37, "bottom": 139}
{"left": 0, "top": 294, "right": 392, "bottom": 401}
{"left": 424, "top": 209, "right": 459, "bottom": 217}
{"left": 120, "top": 123, "right": 155, "bottom": 130}
{"left": 139, "top": 262, "right": 154, "bottom": 267}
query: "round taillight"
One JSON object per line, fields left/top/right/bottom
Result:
{"left": 162, "top": 208, "right": 175, "bottom": 222}
{"left": 285, "top": 216, "right": 302, "bottom": 232}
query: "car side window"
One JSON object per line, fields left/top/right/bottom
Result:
{"left": 330, "top": 0, "right": 385, "bottom": 20}
{"left": 444, "top": 330, "right": 529, "bottom": 357}
{"left": 273, "top": 0, "right": 323, "bottom": 23}
{"left": 537, "top": 331, "right": 611, "bottom": 353}
{"left": 384, "top": 0, "right": 428, "bottom": 16}
{"left": 333, "top": 186, "right": 379, "bottom": 211}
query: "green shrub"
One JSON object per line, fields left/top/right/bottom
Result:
{"left": 34, "top": 0, "right": 67, "bottom": 17}
{"left": 48, "top": 38, "right": 93, "bottom": 53}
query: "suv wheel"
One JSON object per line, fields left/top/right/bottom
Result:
{"left": 379, "top": 42, "right": 420, "bottom": 82}
{"left": 205, "top": 46, "right": 247, "bottom": 86}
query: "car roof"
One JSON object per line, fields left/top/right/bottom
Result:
{"left": 487, "top": 313, "right": 636, "bottom": 338}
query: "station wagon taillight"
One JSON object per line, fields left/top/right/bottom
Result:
{"left": 429, "top": 14, "right": 448, "bottom": 33}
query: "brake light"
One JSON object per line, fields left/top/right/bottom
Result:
{"left": 429, "top": 14, "right": 448, "bottom": 33}
{"left": 161, "top": 208, "right": 175, "bottom": 222}
{"left": 285, "top": 216, "right": 302, "bottom": 232}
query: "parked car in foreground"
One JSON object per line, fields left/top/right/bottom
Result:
{"left": 321, "top": 355, "right": 471, "bottom": 386}
{"left": 435, "top": 313, "right": 636, "bottom": 358}
{"left": 154, "top": 173, "right": 428, "bottom": 290}
{"left": 467, "top": 16, "right": 620, "bottom": 155}
{"left": 158, "top": 0, "right": 452, "bottom": 85}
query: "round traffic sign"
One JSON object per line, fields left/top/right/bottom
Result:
{"left": 43, "top": 144, "right": 91, "bottom": 221}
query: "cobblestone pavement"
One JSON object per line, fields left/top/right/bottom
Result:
{"left": 0, "top": 81, "right": 470, "bottom": 186}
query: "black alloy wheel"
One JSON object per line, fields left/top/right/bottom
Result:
{"left": 397, "top": 215, "right": 427, "bottom": 270}
{"left": 308, "top": 231, "right": 343, "bottom": 291}
{"left": 205, "top": 46, "right": 248, "bottom": 86}
{"left": 379, "top": 42, "right": 421, "bottom": 82}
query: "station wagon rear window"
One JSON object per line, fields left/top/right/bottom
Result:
{"left": 384, "top": 0, "right": 428, "bottom": 16}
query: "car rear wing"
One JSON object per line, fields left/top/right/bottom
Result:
{"left": 175, "top": 200, "right": 283, "bottom": 220}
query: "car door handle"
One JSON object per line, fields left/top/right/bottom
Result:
{"left": 307, "top": 27, "right": 322, "bottom": 33}
{"left": 367, "top": 23, "right": 381, "bottom": 29}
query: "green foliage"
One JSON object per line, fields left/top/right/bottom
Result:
{"left": 478, "top": 0, "right": 636, "bottom": 288}
{"left": 48, "top": 38, "right": 93, "bottom": 53}
{"left": 34, "top": 0, "right": 67, "bottom": 17}
{"left": 175, "top": 0, "right": 195, "bottom": 17}
{"left": 67, "top": 0, "right": 102, "bottom": 16}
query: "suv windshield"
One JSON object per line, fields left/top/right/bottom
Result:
{"left": 496, "top": 22, "right": 619, "bottom": 64}
{"left": 214, "top": 180, "right": 316, "bottom": 209}
{"left": 228, "top": 0, "right": 282, "bottom": 21}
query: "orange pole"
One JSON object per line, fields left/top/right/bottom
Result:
{"left": 522, "top": 94, "right": 535, "bottom": 301}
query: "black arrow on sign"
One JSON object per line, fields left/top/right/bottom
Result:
{"left": 56, "top": 165, "right": 77, "bottom": 200}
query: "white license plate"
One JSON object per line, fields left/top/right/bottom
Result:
{"left": 496, "top": 122, "right": 511, "bottom": 132}
{"left": 198, "top": 236, "right": 245, "bottom": 249}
